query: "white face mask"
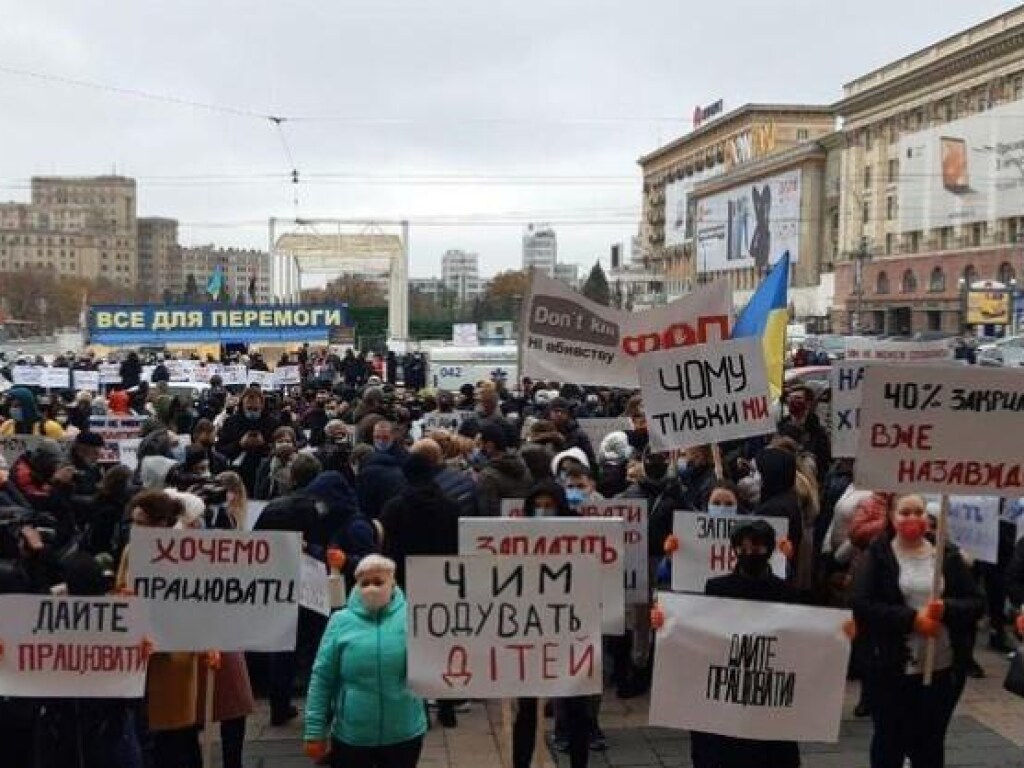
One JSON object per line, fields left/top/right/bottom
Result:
{"left": 361, "top": 583, "right": 394, "bottom": 610}
{"left": 707, "top": 503, "right": 738, "bottom": 516}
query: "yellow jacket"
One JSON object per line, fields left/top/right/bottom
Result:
{"left": 0, "top": 419, "right": 65, "bottom": 439}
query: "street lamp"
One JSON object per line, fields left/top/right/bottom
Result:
{"left": 851, "top": 237, "right": 871, "bottom": 334}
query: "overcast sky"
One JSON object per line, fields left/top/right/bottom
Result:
{"left": 0, "top": 0, "right": 1014, "bottom": 281}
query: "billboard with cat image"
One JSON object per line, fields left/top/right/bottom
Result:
{"left": 897, "top": 99, "right": 1024, "bottom": 233}
{"left": 693, "top": 168, "right": 801, "bottom": 273}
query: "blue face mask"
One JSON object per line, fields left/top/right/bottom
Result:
{"left": 565, "top": 488, "right": 586, "bottom": 507}
{"left": 244, "top": 409, "right": 261, "bottom": 420}
{"left": 374, "top": 440, "right": 393, "bottom": 453}
{"left": 9, "top": 406, "right": 23, "bottom": 422}
{"left": 470, "top": 447, "right": 484, "bottom": 464}
{"left": 707, "top": 503, "right": 737, "bottom": 517}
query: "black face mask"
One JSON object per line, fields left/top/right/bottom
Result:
{"left": 736, "top": 552, "right": 771, "bottom": 576}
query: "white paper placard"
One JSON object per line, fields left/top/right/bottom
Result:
{"left": 128, "top": 528, "right": 302, "bottom": 651}
{"left": 406, "top": 555, "right": 602, "bottom": 698}
{"left": 670, "top": 512, "right": 789, "bottom": 592}
{"left": 276, "top": 366, "right": 301, "bottom": 387}
{"left": 72, "top": 370, "right": 101, "bottom": 392}
{"left": 638, "top": 337, "right": 773, "bottom": 452}
{"left": 41, "top": 367, "right": 70, "bottom": 389}
{"left": 299, "top": 554, "right": 333, "bottom": 617}
{"left": 0, "top": 595, "right": 150, "bottom": 698}
{"left": 459, "top": 517, "right": 625, "bottom": 634}
{"left": 650, "top": 592, "right": 851, "bottom": 742}
{"left": 946, "top": 495, "right": 1001, "bottom": 565}
{"left": 12, "top": 366, "right": 42, "bottom": 387}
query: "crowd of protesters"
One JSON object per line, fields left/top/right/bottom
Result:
{"left": 0, "top": 342, "right": 1019, "bottom": 768}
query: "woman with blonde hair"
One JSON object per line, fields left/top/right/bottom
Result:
{"left": 217, "top": 470, "right": 249, "bottom": 530}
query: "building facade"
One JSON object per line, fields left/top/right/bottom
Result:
{"left": 137, "top": 217, "right": 179, "bottom": 300}
{"left": 441, "top": 249, "right": 482, "bottom": 303}
{"left": 170, "top": 245, "right": 271, "bottom": 304}
{"left": 522, "top": 223, "right": 557, "bottom": 276}
{"left": 637, "top": 105, "right": 836, "bottom": 323}
{"left": 0, "top": 176, "right": 138, "bottom": 287}
{"left": 832, "top": 6, "right": 1024, "bottom": 335}
{"left": 553, "top": 261, "right": 580, "bottom": 288}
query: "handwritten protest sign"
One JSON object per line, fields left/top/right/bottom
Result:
{"left": 420, "top": 411, "right": 471, "bottom": 433}
{"left": 459, "top": 517, "right": 625, "bottom": 634}
{"left": 650, "top": 592, "right": 851, "bottom": 742}
{"left": 129, "top": 528, "right": 302, "bottom": 651}
{"left": 91, "top": 416, "right": 147, "bottom": 464}
{"left": 637, "top": 337, "right": 773, "bottom": 452}
{"left": 832, "top": 340, "right": 954, "bottom": 458}
{"left": 276, "top": 366, "right": 301, "bottom": 386}
{"left": 299, "top": 554, "right": 334, "bottom": 617}
{"left": 0, "top": 595, "right": 150, "bottom": 698}
{"left": 13, "top": 366, "right": 42, "bottom": 387}
{"left": 72, "top": 370, "right": 101, "bottom": 392}
{"left": 406, "top": 555, "right": 602, "bottom": 698}
{"left": 99, "top": 363, "right": 122, "bottom": 385}
{"left": 855, "top": 365, "right": 1024, "bottom": 496}
{"left": 519, "top": 270, "right": 732, "bottom": 389}
{"left": 671, "top": 512, "right": 789, "bottom": 593}
{"left": 500, "top": 499, "right": 648, "bottom": 603}
{"left": 944, "top": 495, "right": 1000, "bottom": 564}
{"left": 246, "top": 370, "right": 277, "bottom": 391}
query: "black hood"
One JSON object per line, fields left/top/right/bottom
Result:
{"left": 524, "top": 481, "right": 573, "bottom": 518}
{"left": 757, "top": 447, "right": 796, "bottom": 500}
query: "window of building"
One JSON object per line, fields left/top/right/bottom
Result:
{"left": 908, "top": 232, "right": 920, "bottom": 253}
{"left": 885, "top": 233, "right": 895, "bottom": 254}
{"left": 862, "top": 202, "right": 870, "bottom": 223}
{"left": 939, "top": 227, "right": 953, "bottom": 249}
{"left": 797, "top": 128, "right": 809, "bottom": 141}
{"left": 1010, "top": 218, "right": 1022, "bottom": 243}
{"left": 877, "top": 272, "right": 890, "bottom": 294}
{"left": 999, "top": 262, "right": 1016, "bottom": 284}
{"left": 901, "top": 269, "right": 918, "bottom": 294}
{"left": 963, "top": 264, "right": 978, "bottom": 286}
{"left": 972, "top": 223, "right": 984, "bottom": 247}
{"left": 886, "top": 196, "right": 896, "bottom": 220}
{"left": 864, "top": 166, "right": 872, "bottom": 189}
{"left": 864, "top": 129, "right": 874, "bottom": 151}
{"left": 887, "top": 158, "right": 899, "bottom": 182}
{"left": 929, "top": 267, "right": 946, "bottom": 293}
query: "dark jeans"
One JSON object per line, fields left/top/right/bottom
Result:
{"left": 221, "top": 716, "right": 246, "bottom": 768}
{"left": 152, "top": 726, "right": 201, "bottom": 768}
{"left": 330, "top": 735, "right": 424, "bottom": 768}
{"left": 513, "top": 697, "right": 590, "bottom": 768}
{"left": 867, "top": 669, "right": 964, "bottom": 768}
{"left": 269, "top": 650, "right": 297, "bottom": 719}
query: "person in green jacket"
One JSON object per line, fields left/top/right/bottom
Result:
{"left": 304, "top": 554, "right": 427, "bottom": 768}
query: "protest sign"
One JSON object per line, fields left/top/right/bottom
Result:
{"left": 519, "top": 270, "right": 732, "bottom": 389}
{"left": 72, "top": 370, "right": 101, "bottom": 392}
{"left": 459, "top": 517, "right": 625, "bottom": 634}
{"left": 98, "top": 363, "right": 122, "bottom": 385}
{"left": 637, "top": 337, "right": 773, "bottom": 452}
{"left": 247, "top": 370, "right": 277, "bottom": 391}
{"left": 192, "top": 364, "right": 224, "bottom": 384}
{"left": 222, "top": 365, "right": 248, "bottom": 387}
{"left": 91, "top": 415, "right": 147, "bottom": 463}
{"left": 576, "top": 417, "right": 631, "bottom": 453}
{"left": 650, "top": 592, "right": 851, "bottom": 742}
{"left": 13, "top": 366, "right": 42, "bottom": 387}
{"left": 855, "top": 364, "right": 1024, "bottom": 495}
{"left": 832, "top": 340, "right": 955, "bottom": 458}
{"left": 945, "top": 495, "right": 1000, "bottom": 564}
{"left": 406, "top": 555, "right": 602, "bottom": 699}
{"left": 299, "top": 554, "right": 335, "bottom": 617}
{"left": 0, "top": 436, "right": 68, "bottom": 469}
{"left": 128, "top": 528, "right": 302, "bottom": 651}
{"left": 499, "top": 498, "right": 648, "bottom": 604}
{"left": 420, "top": 411, "right": 471, "bottom": 433}
{"left": 0, "top": 595, "right": 150, "bottom": 698}
{"left": 110, "top": 438, "right": 142, "bottom": 470}
{"left": 276, "top": 366, "right": 301, "bottom": 386}
{"left": 40, "top": 367, "right": 70, "bottom": 389}
{"left": 670, "top": 512, "right": 789, "bottom": 592}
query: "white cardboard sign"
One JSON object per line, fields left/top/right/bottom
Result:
{"left": 638, "top": 337, "right": 773, "bottom": 452}
{"left": 855, "top": 364, "right": 1024, "bottom": 496}
{"left": 843, "top": 338, "right": 955, "bottom": 363}
{"left": 12, "top": 366, "right": 42, "bottom": 387}
{"left": 0, "top": 595, "right": 150, "bottom": 698}
{"left": 458, "top": 517, "right": 626, "bottom": 635}
{"left": 299, "top": 554, "right": 334, "bottom": 617}
{"left": 650, "top": 592, "right": 851, "bottom": 742}
{"left": 72, "top": 370, "right": 101, "bottom": 392}
{"left": 128, "top": 528, "right": 302, "bottom": 651}
{"left": 499, "top": 499, "right": 649, "bottom": 604}
{"left": 946, "top": 495, "right": 1001, "bottom": 565}
{"left": 406, "top": 555, "right": 602, "bottom": 699}
{"left": 671, "top": 512, "right": 789, "bottom": 593}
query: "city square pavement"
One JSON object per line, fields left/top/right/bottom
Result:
{"left": 226, "top": 644, "right": 1024, "bottom": 767}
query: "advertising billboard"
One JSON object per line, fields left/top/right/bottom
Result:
{"left": 967, "top": 288, "right": 1010, "bottom": 325}
{"left": 664, "top": 166, "right": 722, "bottom": 248}
{"left": 898, "top": 99, "right": 1024, "bottom": 232}
{"left": 693, "top": 168, "right": 801, "bottom": 272}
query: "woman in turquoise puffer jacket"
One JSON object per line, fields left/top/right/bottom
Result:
{"left": 304, "top": 554, "right": 427, "bottom": 768}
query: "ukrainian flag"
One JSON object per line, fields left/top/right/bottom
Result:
{"left": 732, "top": 252, "right": 790, "bottom": 395}
{"left": 206, "top": 265, "right": 225, "bottom": 300}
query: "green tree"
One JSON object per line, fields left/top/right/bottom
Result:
{"left": 479, "top": 269, "right": 528, "bottom": 320}
{"left": 581, "top": 261, "right": 611, "bottom": 306}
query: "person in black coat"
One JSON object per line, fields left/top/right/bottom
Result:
{"left": 215, "top": 387, "right": 279, "bottom": 496}
{"left": 355, "top": 420, "right": 407, "bottom": 518}
{"left": 677, "top": 444, "right": 718, "bottom": 512}
{"left": 753, "top": 447, "right": 802, "bottom": 573}
{"left": 851, "top": 494, "right": 983, "bottom": 768}
{"left": 118, "top": 352, "right": 142, "bottom": 391}
{"left": 690, "top": 519, "right": 801, "bottom": 768}
{"left": 777, "top": 384, "right": 831, "bottom": 485}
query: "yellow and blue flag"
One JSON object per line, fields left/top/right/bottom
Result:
{"left": 732, "top": 252, "right": 790, "bottom": 394}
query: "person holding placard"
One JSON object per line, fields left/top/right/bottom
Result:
{"left": 851, "top": 494, "right": 983, "bottom": 768}
{"left": 304, "top": 554, "right": 427, "bottom": 768}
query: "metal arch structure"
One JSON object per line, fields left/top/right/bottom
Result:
{"left": 269, "top": 218, "right": 409, "bottom": 343}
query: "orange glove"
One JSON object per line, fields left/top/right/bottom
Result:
{"left": 304, "top": 741, "right": 329, "bottom": 761}
{"left": 663, "top": 535, "right": 680, "bottom": 555}
{"left": 1016, "top": 613, "right": 1024, "bottom": 637}
{"left": 778, "top": 538, "right": 795, "bottom": 560}
{"left": 842, "top": 618, "right": 857, "bottom": 640}
{"left": 651, "top": 604, "right": 666, "bottom": 630}
{"left": 925, "top": 599, "right": 944, "bottom": 621}
{"left": 139, "top": 636, "right": 155, "bottom": 662}
{"left": 204, "top": 650, "right": 222, "bottom": 671}
{"left": 913, "top": 611, "right": 940, "bottom": 638}
{"left": 327, "top": 548, "right": 347, "bottom": 571}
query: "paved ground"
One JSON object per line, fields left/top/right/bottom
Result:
{"left": 224, "top": 643, "right": 1024, "bottom": 767}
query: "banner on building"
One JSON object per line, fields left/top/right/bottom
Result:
{"left": 671, "top": 512, "right": 789, "bottom": 593}
{"left": 855, "top": 364, "right": 1024, "bottom": 495}
{"left": 0, "top": 595, "right": 150, "bottom": 698}
{"left": 87, "top": 303, "right": 349, "bottom": 346}
{"left": 500, "top": 499, "right": 648, "bottom": 604}
{"left": 650, "top": 592, "right": 851, "bottom": 742}
{"left": 519, "top": 271, "right": 732, "bottom": 389}
{"left": 638, "top": 337, "right": 773, "bottom": 451}
{"left": 459, "top": 517, "right": 625, "bottom": 634}
{"left": 128, "top": 528, "right": 302, "bottom": 651}
{"left": 406, "top": 555, "right": 602, "bottom": 699}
